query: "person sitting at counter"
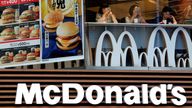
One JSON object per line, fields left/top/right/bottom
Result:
{"left": 96, "top": 4, "right": 118, "bottom": 23}
{"left": 148, "top": 6, "right": 177, "bottom": 24}
{"left": 159, "top": 6, "right": 177, "bottom": 24}
{"left": 125, "top": 5, "right": 146, "bottom": 23}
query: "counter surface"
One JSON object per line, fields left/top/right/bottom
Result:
{"left": 86, "top": 22, "right": 192, "bottom": 28}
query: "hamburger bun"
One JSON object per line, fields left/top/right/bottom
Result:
{"left": 2, "top": 8, "right": 15, "bottom": 14}
{"left": 2, "top": 19, "right": 15, "bottom": 24}
{"left": 14, "top": 54, "right": 26, "bottom": 62}
{"left": 56, "top": 22, "right": 81, "bottom": 50}
{"left": 0, "top": 28, "right": 16, "bottom": 41}
{"left": 0, "top": 56, "right": 10, "bottom": 64}
{"left": 30, "top": 29, "right": 39, "bottom": 38}
{"left": 43, "top": 10, "right": 64, "bottom": 31}
{"left": 19, "top": 10, "right": 34, "bottom": 22}
{"left": 56, "top": 22, "right": 79, "bottom": 39}
{"left": 27, "top": 53, "right": 36, "bottom": 61}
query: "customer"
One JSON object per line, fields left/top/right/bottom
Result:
{"left": 96, "top": 4, "right": 118, "bottom": 23}
{"left": 159, "top": 6, "right": 177, "bottom": 24}
{"left": 147, "top": 6, "right": 177, "bottom": 24}
{"left": 125, "top": 5, "right": 146, "bottom": 23}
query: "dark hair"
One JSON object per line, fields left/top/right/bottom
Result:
{"left": 129, "top": 5, "right": 138, "bottom": 16}
{"left": 162, "top": 6, "right": 176, "bottom": 16}
{"left": 98, "top": 4, "right": 109, "bottom": 15}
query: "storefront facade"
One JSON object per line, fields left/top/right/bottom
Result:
{"left": 0, "top": 0, "right": 191, "bottom": 107}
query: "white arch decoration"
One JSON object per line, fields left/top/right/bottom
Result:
{"left": 177, "top": 58, "right": 186, "bottom": 67}
{"left": 117, "top": 31, "right": 139, "bottom": 66}
{"left": 94, "top": 27, "right": 192, "bottom": 68}
{"left": 101, "top": 51, "right": 113, "bottom": 66}
{"left": 95, "top": 30, "right": 119, "bottom": 66}
{"left": 139, "top": 52, "right": 148, "bottom": 67}
{"left": 171, "top": 27, "right": 192, "bottom": 67}
{"left": 152, "top": 47, "right": 168, "bottom": 67}
{"left": 153, "top": 55, "right": 159, "bottom": 67}
{"left": 185, "top": 58, "right": 190, "bottom": 67}
{"left": 147, "top": 27, "right": 174, "bottom": 67}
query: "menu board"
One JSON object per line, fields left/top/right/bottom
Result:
{"left": 0, "top": 0, "right": 84, "bottom": 68}
{"left": 41, "top": 0, "right": 84, "bottom": 63}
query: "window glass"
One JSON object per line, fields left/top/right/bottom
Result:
{"left": 85, "top": 0, "right": 192, "bottom": 24}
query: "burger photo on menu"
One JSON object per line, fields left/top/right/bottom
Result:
{"left": 43, "top": 10, "right": 64, "bottom": 32}
{"left": 13, "top": 50, "right": 27, "bottom": 62}
{"left": 0, "top": 50, "right": 13, "bottom": 64}
{"left": 0, "top": 55, "right": 10, "bottom": 64}
{"left": 1, "top": 8, "right": 15, "bottom": 24}
{"left": 56, "top": 22, "right": 81, "bottom": 51}
{"left": 27, "top": 48, "right": 36, "bottom": 61}
{"left": 19, "top": 10, "right": 35, "bottom": 22}
{"left": 30, "top": 28, "right": 39, "bottom": 38}
{"left": 19, "top": 27, "right": 31, "bottom": 39}
{"left": 29, "top": 25, "right": 40, "bottom": 38}
{"left": 0, "top": 28, "right": 16, "bottom": 41}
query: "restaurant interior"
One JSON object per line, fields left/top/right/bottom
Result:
{"left": 85, "top": 0, "right": 192, "bottom": 24}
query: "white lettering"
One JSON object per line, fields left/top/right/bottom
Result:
{"left": 171, "top": 86, "right": 187, "bottom": 106}
{"left": 62, "top": 83, "right": 84, "bottom": 104}
{"left": 15, "top": 83, "right": 43, "bottom": 104}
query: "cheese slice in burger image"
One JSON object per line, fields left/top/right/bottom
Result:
{"left": 56, "top": 22, "right": 81, "bottom": 51}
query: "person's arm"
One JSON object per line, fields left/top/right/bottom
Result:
{"left": 138, "top": 9, "right": 146, "bottom": 23}
{"left": 130, "top": 16, "right": 135, "bottom": 23}
{"left": 96, "top": 14, "right": 102, "bottom": 22}
{"left": 96, "top": 12, "right": 109, "bottom": 22}
{"left": 130, "top": 9, "right": 138, "bottom": 23}
{"left": 140, "top": 16, "right": 146, "bottom": 23}
{"left": 125, "top": 17, "right": 130, "bottom": 23}
{"left": 110, "top": 12, "right": 118, "bottom": 23}
{"left": 171, "top": 16, "right": 177, "bottom": 24}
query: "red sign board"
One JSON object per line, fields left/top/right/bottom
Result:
{"left": 0, "top": 0, "right": 39, "bottom": 6}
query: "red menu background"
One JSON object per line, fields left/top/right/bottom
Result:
{"left": 0, "top": 0, "right": 39, "bottom": 6}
